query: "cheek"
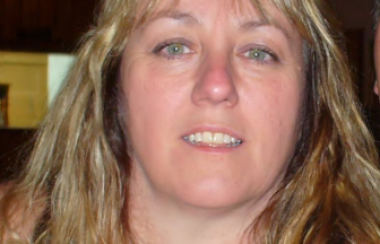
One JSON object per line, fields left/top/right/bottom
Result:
{"left": 240, "top": 72, "right": 304, "bottom": 162}
{"left": 268, "top": 80, "right": 303, "bottom": 136}
{"left": 124, "top": 59, "right": 189, "bottom": 111}
{"left": 267, "top": 82, "right": 302, "bottom": 128}
{"left": 242, "top": 71, "right": 303, "bottom": 125}
{"left": 123, "top": 67, "right": 164, "bottom": 135}
{"left": 120, "top": 60, "right": 188, "bottom": 155}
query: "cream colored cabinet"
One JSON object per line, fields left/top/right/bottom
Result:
{"left": 0, "top": 52, "right": 75, "bottom": 128}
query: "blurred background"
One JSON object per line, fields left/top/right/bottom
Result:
{"left": 0, "top": 0, "right": 379, "bottom": 180}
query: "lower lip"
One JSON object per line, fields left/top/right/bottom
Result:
{"left": 182, "top": 140, "right": 243, "bottom": 153}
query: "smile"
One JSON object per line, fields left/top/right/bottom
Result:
{"left": 183, "top": 131, "right": 243, "bottom": 148}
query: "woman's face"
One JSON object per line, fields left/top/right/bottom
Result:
{"left": 121, "top": 0, "right": 305, "bottom": 210}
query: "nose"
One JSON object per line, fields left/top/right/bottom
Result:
{"left": 191, "top": 56, "right": 239, "bottom": 107}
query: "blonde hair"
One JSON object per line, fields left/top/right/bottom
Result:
{"left": 1, "top": 0, "right": 380, "bottom": 243}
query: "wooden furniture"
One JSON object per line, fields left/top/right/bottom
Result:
{"left": 0, "top": 52, "right": 48, "bottom": 128}
{"left": 0, "top": 51, "right": 75, "bottom": 128}
{"left": 0, "top": 51, "right": 74, "bottom": 180}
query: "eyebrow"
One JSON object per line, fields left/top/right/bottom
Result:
{"left": 146, "top": 10, "right": 201, "bottom": 26}
{"left": 239, "top": 19, "right": 292, "bottom": 41}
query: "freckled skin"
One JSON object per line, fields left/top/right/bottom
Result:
{"left": 121, "top": 0, "right": 305, "bottom": 211}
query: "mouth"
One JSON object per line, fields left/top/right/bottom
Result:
{"left": 183, "top": 131, "right": 243, "bottom": 148}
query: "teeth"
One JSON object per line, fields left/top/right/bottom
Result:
{"left": 202, "top": 131, "right": 213, "bottom": 143}
{"left": 214, "top": 133, "right": 224, "bottom": 144}
{"left": 195, "top": 132, "right": 202, "bottom": 142}
{"left": 183, "top": 131, "right": 242, "bottom": 147}
{"left": 223, "top": 134, "right": 231, "bottom": 144}
{"left": 189, "top": 134, "right": 195, "bottom": 142}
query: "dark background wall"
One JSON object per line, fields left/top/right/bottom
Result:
{"left": 332, "top": 0, "right": 380, "bottom": 147}
{"left": 0, "top": 129, "right": 34, "bottom": 182}
{"left": 0, "top": 0, "right": 98, "bottom": 53}
{"left": 333, "top": 0, "right": 376, "bottom": 105}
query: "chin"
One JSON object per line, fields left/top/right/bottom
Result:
{"left": 171, "top": 178, "right": 258, "bottom": 210}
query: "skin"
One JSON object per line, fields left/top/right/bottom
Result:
{"left": 120, "top": 0, "right": 305, "bottom": 243}
{"left": 375, "top": 23, "right": 380, "bottom": 96}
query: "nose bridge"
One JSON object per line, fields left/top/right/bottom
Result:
{"left": 191, "top": 48, "right": 239, "bottom": 107}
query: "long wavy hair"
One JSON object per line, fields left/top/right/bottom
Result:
{"left": 1, "top": 0, "right": 380, "bottom": 243}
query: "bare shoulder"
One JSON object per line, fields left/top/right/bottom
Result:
{"left": 0, "top": 181, "right": 45, "bottom": 242}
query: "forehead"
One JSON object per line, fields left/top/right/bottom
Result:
{"left": 137, "top": 0, "right": 295, "bottom": 36}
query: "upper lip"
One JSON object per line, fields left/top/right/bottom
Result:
{"left": 181, "top": 124, "right": 244, "bottom": 141}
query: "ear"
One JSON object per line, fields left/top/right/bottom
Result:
{"left": 374, "top": 80, "right": 379, "bottom": 95}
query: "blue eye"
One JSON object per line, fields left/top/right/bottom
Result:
{"left": 166, "top": 43, "right": 186, "bottom": 55}
{"left": 244, "top": 48, "right": 273, "bottom": 62}
{"left": 153, "top": 41, "right": 191, "bottom": 58}
{"left": 248, "top": 49, "right": 267, "bottom": 60}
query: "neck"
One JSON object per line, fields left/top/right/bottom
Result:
{"left": 131, "top": 202, "right": 259, "bottom": 244}
{"left": 128, "top": 173, "right": 268, "bottom": 244}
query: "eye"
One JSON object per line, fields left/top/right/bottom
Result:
{"left": 247, "top": 49, "right": 267, "bottom": 60}
{"left": 153, "top": 40, "right": 192, "bottom": 59}
{"left": 244, "top": 48, "right": 274, "bottom": 62}
{"left": 166, "top": 43, "right": 189, "bottom": 55}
